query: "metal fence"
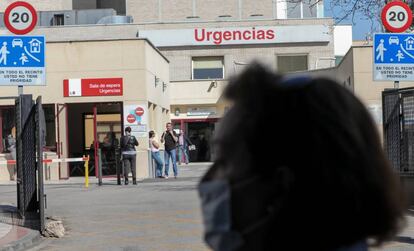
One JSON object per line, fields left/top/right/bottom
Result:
{"left": 15, "top": 94, "right": 45, "bottom": 233}
{"left": 383, "top": 88, "right": 414, "bottom": 176}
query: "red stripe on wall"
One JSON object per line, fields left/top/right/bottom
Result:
{"left": 63, "top": 79, "right": 69, "bottom": 97}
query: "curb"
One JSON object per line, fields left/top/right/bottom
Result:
{"left": 0, "top": 225, "right": 41, "bottom": 251}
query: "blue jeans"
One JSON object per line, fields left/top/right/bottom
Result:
{"left": 164, "top": 149, "right": 177, "bottom": 177}
{"left": 151, "top": 151, "right": 164, "bottom": 177}
{"left": 177, "top": 145, "right": 189, "bottom": 164}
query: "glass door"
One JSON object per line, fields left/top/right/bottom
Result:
{"left": 84, "top": 113, "right": 122, "bottom": 176}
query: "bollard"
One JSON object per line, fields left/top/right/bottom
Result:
{"left": 98, "top": 149, "right": 102, "bottom": 186}
{"left": 44, "top": 153, "right": 49, "bottom": 180}
{"left": 84, "top": 155, "right": 89, "bottom": 188}
{"left": 115, "top": 147, "right": 121, "bottom": 185}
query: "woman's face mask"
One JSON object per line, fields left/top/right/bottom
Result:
{"left": 198, "top": 176, "right": 275, "bottom": 251}
{"left": 198, "top": 180, "right": 243, "bottom": 251}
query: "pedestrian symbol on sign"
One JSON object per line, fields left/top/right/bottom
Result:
{"left": 396, "top": 50, "right": 405, "bottom": 61}
{"left": 19, "top": 53, "right": 28, "bottom": 65}
{"left": 0, "top": 42, "right": 10, "bottom": 65}
{"left": 376, "top": 39, "right": 387, "bottom": 62}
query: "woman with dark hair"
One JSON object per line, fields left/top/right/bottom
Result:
{"left": 198, "top": 63, "right": 407, "bottom": 251}
{"left": 149, "top": 130, "right": 164, "bottom": 178}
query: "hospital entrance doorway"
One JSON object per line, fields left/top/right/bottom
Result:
{"left": 176, "top": 120, "right": 217, "bottom": 162}
{"left": 66, "top": 102, "right": 122, "bottom": 177}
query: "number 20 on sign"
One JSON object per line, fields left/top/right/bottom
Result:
{"left": 381, "top": 1, "right": 413, "bottom": 33}
{"left": 3, "top": 1, "right": 38, "bottom": 35}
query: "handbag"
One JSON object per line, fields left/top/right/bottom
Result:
{"left": 188, "top": 145, "right": 196, "bottom": 151}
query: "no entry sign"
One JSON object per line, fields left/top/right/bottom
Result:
{"left": 4, "top": 1, "right": 38, "bottom": 35}
{"left": 381, "top": 1, "right": 413, "bottom": 33}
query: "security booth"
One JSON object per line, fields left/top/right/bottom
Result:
{"left": 0, "top": 38, "right": 170, "bottom": 181}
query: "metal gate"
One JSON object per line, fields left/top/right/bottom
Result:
{"left": 15, "top": 94, "right": 45, "bottom": 233}
{"left": 383, "top": 87, "right": 414, "bottom": 176}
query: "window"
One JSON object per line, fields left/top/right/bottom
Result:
{"left": 335, "top": 56, "right": 344, "bottom": 66}
{"left": 43, "top": 105, "right": 57, "bottom": 151}
{"left": 192, "top": 57, "right": 224, "bottom": 80}
{"left": 52, "top": 14, "right": 64, "bottom": 26}
{"left": 287, "top": 0, "right": 317, "bottom": 18}
{"left": 277, "top": 55, "right": 308, "bottom": 73}
{"left": 72, "top": 0, "right": 126, "bottom": 15}
{"left": 287, "top": 1, "right": 301, "bottom": 18}
{"left": 98, "top": 0, "right": 126, "bottom": 15}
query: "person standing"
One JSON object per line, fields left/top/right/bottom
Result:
{"left": 120, "top": 126, "right": 139, "bottom": 185}
{"left": 161, "top": 122, "right": 178, "bottom": 178}
{"left": 149, "top": 130, "right": 164, "bottom": 178}
{"left": 7, "top": 126, "right": 16, "bottom": 160}
{"left": 177, "top": 129, "right": 193, "bottom": 165}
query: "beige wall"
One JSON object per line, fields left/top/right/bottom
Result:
{"left": 0, "top": 0, "right": 72, "bottom": 11}
{"left": 0, "top": 40, "right": 154, "bottom": 104}
{"left": 170, "top": 80, "right": 227, "bottom": 105}
{"left": 127, "top": 0, "right": 159, "bottom": 23}
{"left": 127, "top": 0, "right": 277, "bottom": 22}
{"left": 145, "top": 43, "right": 170, "bottom": 109}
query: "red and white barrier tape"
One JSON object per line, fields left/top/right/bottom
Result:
{"left": 0, "top": 157, "right": 89, "bottom": 165}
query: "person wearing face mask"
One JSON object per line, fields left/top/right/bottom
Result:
{"left": 120, "top": 126, "right": 139, "bottom": 185}
{"left": 198, "top": 63, "right": 407, "bottom": 251}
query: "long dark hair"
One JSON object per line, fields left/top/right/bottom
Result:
{"left": 203, "top": 63, "right": 406, "bottom": 250}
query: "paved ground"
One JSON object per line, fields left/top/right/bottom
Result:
{"left": 0, "top": 163, "right": 414, "bottom": 250}
{"left": 1, "top": 163, "right": 211, "bottom": 251}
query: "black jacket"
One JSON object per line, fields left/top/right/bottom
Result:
{"left": 120, "top": 134, "right": 139, "bottom": 152}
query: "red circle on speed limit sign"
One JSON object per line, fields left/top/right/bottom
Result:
{"left": 381, "top": 1, "right": 413, "bottom": 33}
{"left": 4, "top": 1, "right": 38, "bottom": 35}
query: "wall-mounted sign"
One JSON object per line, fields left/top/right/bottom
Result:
{"left": 373, "top": 33, "right": 414, "bottom": 81}
{"left": 63, "top": 78, "right": 123, "bottom": 97}
{"left": 0, "top": 35, "right": 45, "bottom": 86}
{"left": 139, "top": 25, "right": 330, "bottom": 47}
{"left": 187, "top": 107, "right": 217, "bottom": 116}
{"left": 123, "top": 104, "right": 148, "bottom": 138}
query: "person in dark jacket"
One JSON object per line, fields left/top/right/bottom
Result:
{"left": 120, "top": 126, "right": 139, "bottom": 185}
{"left": 198, "top": 63, "right": 406, "bottom": 251}
{"left": 161, "top": 122, "right": 178, "bottom": 178}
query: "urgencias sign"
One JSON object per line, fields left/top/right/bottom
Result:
{"left": 194, "top": 27, "right": 275, "bottom": 45}
{"left": 138, "top": 25, "right": 330, "bottom": 47}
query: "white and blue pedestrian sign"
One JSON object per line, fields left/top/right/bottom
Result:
{"left": 0, "top": 35, "right": 45, "bottom": 86}
{"left": 374, "top": 33, "right": 414, "bottom": 81}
